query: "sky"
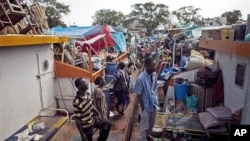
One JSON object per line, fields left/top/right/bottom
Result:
{"left": 57, "top": 0, "right": 250, "bottom": 26}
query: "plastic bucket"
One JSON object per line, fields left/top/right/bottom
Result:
{"left": 174, "top": 83, "right": 189, "bottom": 100}
{"left": 105, "top": 62, "right": 117, "bottom": 75}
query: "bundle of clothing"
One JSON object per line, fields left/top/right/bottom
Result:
{"left": 198, "top": 106, "right": 233, "bottom": 135}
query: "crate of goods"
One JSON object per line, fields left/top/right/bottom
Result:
{"left": 202, "top": 29, "right": 221, "bottom": 40}
{"left": 220, "top": 28, "right": 235, "bottom": 41}
{"left": 189, "top": 83, "right": 213, "bottom": 112}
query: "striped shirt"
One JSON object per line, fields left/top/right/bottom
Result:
{"left": 133, "top": 70, "right": 159, "bottom": 112}
{"left": 73, "top": 92, "right": 95, "bottom": 128}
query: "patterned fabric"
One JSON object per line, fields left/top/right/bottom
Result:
{"left": 114, "top": 70, "right": 128, "bottom": 85}
{"left": 113, "top": 69, "right": 128, "bottom": 92}
{"left": 93, "top": 87, "right": 108, "bottom": 119}
{"left": 133, "top": 70, "right": 159, "bottom": 112}
{"left": 73, "top": 92, "right": 95, "bottom": 128}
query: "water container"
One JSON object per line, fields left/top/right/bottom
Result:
{"left": 105, "top": 62, "right": 118, "bottom": 75}
{"left": 174, "top": 83, "right": 189, "bottom": 101}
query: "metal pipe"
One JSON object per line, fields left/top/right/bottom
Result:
{"left": 172, "top": 39, "right": 176, "bottom": 67}
{"left": 36, "top": 53, "right": 44, "bottom": 110}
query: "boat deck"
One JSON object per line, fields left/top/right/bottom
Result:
{"left": 50, "top": 92, "right": 140, "bottom": 141}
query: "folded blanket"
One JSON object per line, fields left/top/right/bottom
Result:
{"left": 198, "top": 112, "right": 229, "bottom": 135}
{"left": 198, "top": 112, "right": 225, "bottom": 129}
{"left": 206, "top": 106, "right": 232, "bottom": 120}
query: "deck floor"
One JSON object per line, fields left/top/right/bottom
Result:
{"left": 52, "top": 69, "right": 141, "bottom": 141}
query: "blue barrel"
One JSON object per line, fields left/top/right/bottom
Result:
{"left": 105, "top": 62, "right": 118, "bottom": 75}
{"left": 103, "top": 88, "right": 110, "bottom": 118}
{"left": 174, "top": 83, "right": 189, "bottom": 100}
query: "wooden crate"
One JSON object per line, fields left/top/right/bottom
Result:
{"left": 202, "top": 29, "right": 221, "bottom": 40}
{"left": 220, "top": 28, "right": 235, "bottom": 41}
{"left": 189, "top": 83, "right": 213, "bottom": 112}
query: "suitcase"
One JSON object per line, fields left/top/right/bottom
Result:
{"left": 195, "top": 78, "right": 216, "bottom": 88}
{"left": 197, "top": 67, "right": 218, "bottom": 80}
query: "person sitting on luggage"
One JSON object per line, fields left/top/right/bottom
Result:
{"left": 73, "top": 78, "right": 111, "bottom": 141}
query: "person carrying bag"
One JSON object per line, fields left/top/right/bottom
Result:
{"left": 113, "top": 62, "right": 130, "bottom": 115}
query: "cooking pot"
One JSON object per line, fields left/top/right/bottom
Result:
{"left": 151, "top": 127, "right": 163, "bottom": 138}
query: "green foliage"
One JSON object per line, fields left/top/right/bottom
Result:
{"left": 221, "top": 10, "right": 242, "bottom": 25}
{"left": 127, "top": 2, "right": 169, "bottom": 35}
{"left": 38, "top": 0, "right": 70, "bottom": 28}
{"left": 172, "top": 6, "right": 202, "bottom": 25}
{"left": 92, "top": 9, "right": 125, "bottom": 26}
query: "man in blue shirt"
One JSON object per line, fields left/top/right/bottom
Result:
{"left": 134, "top": 57, "right": 159, "bottom": 141}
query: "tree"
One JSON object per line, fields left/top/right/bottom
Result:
{"left": 172, "top": 6, "right": 202, "bottom": 25}
{"left": 127, "top": 2, "right": 169, "bottom": 35}
{"left": 38, "top": 0, "right": 70, "bottom": 28}
{"left": 92, "top": 9, "right": 125, "bottom": 26}
{"left": 221, "top": 10, "right": 242, "bottom": 25}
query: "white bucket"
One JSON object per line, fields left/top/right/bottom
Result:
{"left": 55, "top": 95, "right": 75, "bottom": 114}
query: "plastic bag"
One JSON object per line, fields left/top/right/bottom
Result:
{"left": 186, "top": 95, "right": 198, "bottom": 108}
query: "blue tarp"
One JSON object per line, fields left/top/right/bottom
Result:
{"left": 47, "top": 26, "right": 94, "bottom": 38}
{"left": 111, "top": 32, "right": 126, "bottom": 52}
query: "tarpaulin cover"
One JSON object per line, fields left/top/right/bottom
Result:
{"left": 111, "top": 32, "right": 126, "bottom": 52}
{"left": 47, "top": 25, "right": 115, "bottom": 52}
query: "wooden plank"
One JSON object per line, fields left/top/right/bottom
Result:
{"left": 115, "top": 52, "right": 128, "bottom": 64}
{"left": 199, "top": 40, "right": 250, "bottom": 58}
{"left": 54, "top": 60, "right": 91, "bottom": 79}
